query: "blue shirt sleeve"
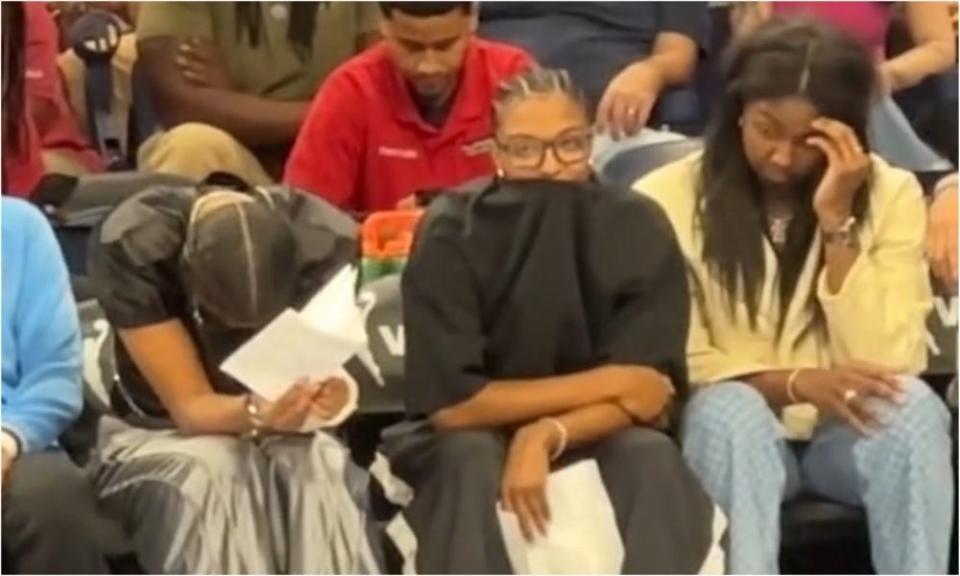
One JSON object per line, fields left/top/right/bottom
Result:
{"left": 2, "top": 199, "right": 82, "bottom": 453}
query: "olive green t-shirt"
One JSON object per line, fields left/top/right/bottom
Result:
{"left": 136, "top": 1, "right": 378, "bottom": 101}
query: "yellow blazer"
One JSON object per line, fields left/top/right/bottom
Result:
{"left": 635, "top": 153, "right": 931, "bottom": 394}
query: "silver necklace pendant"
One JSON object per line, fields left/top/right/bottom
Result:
{"left": 768, "top": 216, "right": 791, "bottom": 247}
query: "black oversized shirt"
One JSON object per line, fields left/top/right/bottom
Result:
{"left": 401, "top": 179, "right": 690, "bottom": 417}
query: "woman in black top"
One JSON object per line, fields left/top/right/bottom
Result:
{"left": 384, "top": 68, "right": 720, "bottom": 574}
{"left": 87, "top": 184, "right": 380, "bottom": 573}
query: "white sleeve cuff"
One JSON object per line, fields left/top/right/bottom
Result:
{"left": 298, "top": 368, "right": 360, "bottom": 432}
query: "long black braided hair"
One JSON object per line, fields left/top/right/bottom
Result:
{"left": 2, "top": 1, "right": 27, "bottom": 170}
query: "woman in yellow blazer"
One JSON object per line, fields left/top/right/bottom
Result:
{"left": 635, "top": 20, "right": 953, "bottom": 575}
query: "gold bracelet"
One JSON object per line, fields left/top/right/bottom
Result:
{"left": 541, "top": 417, "right": 568, "bottom": 461}
{"left": 786, "top": 369, "right": 804, "bottom": 404}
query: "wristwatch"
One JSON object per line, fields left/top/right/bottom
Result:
{"left": 821, "top": 216, "right": 858, "bottom": 247}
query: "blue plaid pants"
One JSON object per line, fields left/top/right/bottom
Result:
{"left": 682, "top": 376, "right": 954, "bottom": 574}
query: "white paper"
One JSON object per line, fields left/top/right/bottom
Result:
{"left": 220, "top": 309, "right": 364, "bottom": 402}
{"left": 497, "top": 460, "right": 624, "bottom": 575}
{"left": 302, "top": 265, "right": 386, "bottom": 387}
{"left": 301, "top": 265, "right": 364, "bottom": 340}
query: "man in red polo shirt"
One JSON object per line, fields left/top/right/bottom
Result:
{"left": 283, "top": 2, "right": 533, "bottom": 215}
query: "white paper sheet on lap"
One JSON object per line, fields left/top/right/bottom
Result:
{"left": 498, "top": 460, "right": 624, "bottom": 574}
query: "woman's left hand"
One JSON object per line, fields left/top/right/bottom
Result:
{"left": 501, "top": 421, "right": 556, "bottom": 542}
{"left": 596, "top": 61, "right": 663, "bottom": 141}
{"left": 807, "top": 118, "right": 871, "bottom": 228}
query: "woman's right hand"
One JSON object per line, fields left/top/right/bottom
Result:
{"left": 604, "top": 365, "right": 674, "bottom": 423}
{"left": 258, "top": 379, "right": 322, "bottom": 434}
{"left": 793, "top": 364, "right": 905, "bottom": 435}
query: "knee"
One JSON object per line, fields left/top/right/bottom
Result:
{"left": 599, "top": 428, "right": 691, "bottom": 480}
{"left": 601, "top": 427, "right": 680, "bottom": 463}
{"left": 683, "top": 381, "right": 776, "bottom": 445}
{"left": 878, "top": 375, "right": 951, "bottom": 448}
{"left": 103, "top": 435, "right": 257, "bottom": 508}
{"left": 896, "top": 375, "right": 947, "bottom": 414}
{"left": 263, "top": 435, "right": 355, "bottom": 487}
{"left": 142, "top": 122, "right": 245, "bottom": 175}
{"left": 172, "top": 435, "right": 256, "bottom": 487}
{"left": 430, "top": 430, "right": 507, "bottom": 484}
{"left": 162, "top": 123, "right": 241, "bottom": 156}
{"left": 11, "top": 459, "right": 97, "bottom": 530}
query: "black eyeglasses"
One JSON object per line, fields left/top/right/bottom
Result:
{"left": 496, "top": 128, "right": 593, "bottom": 169}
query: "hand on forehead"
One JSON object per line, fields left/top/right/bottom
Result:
{"left": 744, "top": 96, "right": 820, "bottom": 141}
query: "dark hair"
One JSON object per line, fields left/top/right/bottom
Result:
{"left": 235, "top": 2, "right": 321, "bottom": 61}
{"left": 182, "top": 193, "right": 301, "bottom": 328}
{"left": 2, "top": 1, "right": 26, "bottom": 167}
{"left": 493, "top": 68, "right": 588, "bottom": 130}
{"left": 378, "top": 2, "right": 473, "bottom": 19}
{"left": 698, "top": 18, "right": 875, "bottom": 332}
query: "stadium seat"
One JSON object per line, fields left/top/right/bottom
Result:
{"left": 653, "top": 87, "right": 705, "bottom": 136}
{"left": 39, "top": 172, "right": 194, "bottom": 276}
{"left": 60, "top": 297, "right": 115, "bottom": 467}
{"left": 356, "top": 275, "right": 407, "bottom": 416}
{"left": 780, "top": 496, "right": 872, "bottom": 574}
{"left": 597, "top": 137, "right": 704, "bottom": 189}
{"left": 342, "top": 275, "right": 408, "bottom": 469}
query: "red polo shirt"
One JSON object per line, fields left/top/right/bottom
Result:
{"left": 284, "top": 39, "right": 532, "bottom": 214}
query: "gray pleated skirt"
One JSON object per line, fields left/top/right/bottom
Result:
{"left": 92, "top": 416, "right": 382, "bottom": 574}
